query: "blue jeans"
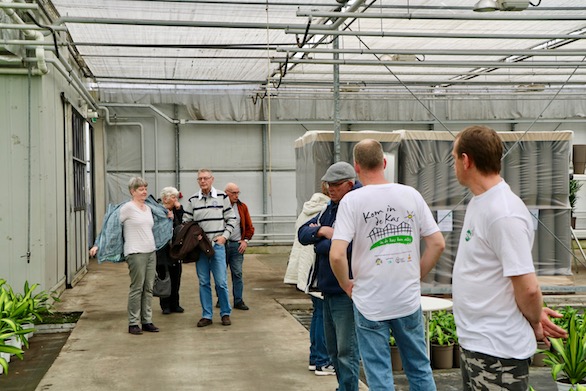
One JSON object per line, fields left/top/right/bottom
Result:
{"left": 354, "top": 306, "right": 435, "bottom": 391}
{"left": 195, "top": 243, "right": 231, "bottom": 319}
{"left": 324, "top": 294, "right": 360, "bottom": 391}
{"left": 225, "top": 241, "right": 244, "bottom": 304}
{"left": 310, "top": 296, "right": 330, "bottom": 367}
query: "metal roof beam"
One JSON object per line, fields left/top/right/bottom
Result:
{"left": 297, "top": 10, "right": 586, "bottom": 21}
{"left": 284, "top": 29, "right": 586, "bottom": 40}
{"left": 276, "top": 47, "right": 586, "bottom": 57}
{"left": 54, "top": 16, "right": 306, "bottom": 30}
{"left": 270, "top": 58, "right": 586, "bottom": 67}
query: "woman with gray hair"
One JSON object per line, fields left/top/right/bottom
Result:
{"left": 156, "top": 186, "right": 185, "bottom": 314}
{"left": 90, "top": 177, "right": 172, "bottom": 335}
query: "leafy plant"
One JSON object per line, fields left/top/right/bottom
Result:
{"left": 0, "top": 318, "right": 26, "bottom": 374}
{"left": 389, "top": 329, "right": 396, "bottom": 346}
{"left": 542, "top": 313, "right": 586, "bottom": 386}
{"left": 570, "top": 179, "right": 583, "bottom": 214}
{"left": 429, "top": 310, "right": 456, "bottom": 346}
{"left": 551, "top": 306, "right": 584, "bottom": 331}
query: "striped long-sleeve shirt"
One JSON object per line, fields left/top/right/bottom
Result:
{"left": 183, "top": 186, "right": 237, "bottom": 241}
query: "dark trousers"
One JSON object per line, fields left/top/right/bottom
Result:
{"left": 156, "top": 262, "right": 182, "bottom": 310}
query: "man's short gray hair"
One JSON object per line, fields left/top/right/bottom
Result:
{"left": 160, "top": 186, "right": 179, "bottom": 201}
{"left": 128, "top": 177, "right": 148, "bottom": 193}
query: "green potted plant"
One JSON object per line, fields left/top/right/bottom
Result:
{"left": 570, "top": 178, "right": 583, "bottom": 228}
{"left": 542, "top": 313, "right": 586, "bottom": 390}
{"left": 0, "top": 318, "right": 25, "bottom": 375}
{"left": 429, "top": 310, "right": 456, "bottom": 369}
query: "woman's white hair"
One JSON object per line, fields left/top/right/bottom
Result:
{"left": 160, "top": 186, "right": 179, "bottom": 201}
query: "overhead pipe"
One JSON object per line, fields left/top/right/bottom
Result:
{"left": 276, "top": 47, "right": 586, "bottom": 57}
{"left": 0, "top": 1, "right": 36, "bottom": 9}
{"left": 54, "top": 1, "right": 365, "bottom": 32}
{"left": 270, "top": 58, "right": 586, "bottom": 68}
{"left": 22, "top": 56, "right": 98, "bottom": 111}
{"left": 100, "top": 103, "right": 178, "bottom": 124}
{"left": 54, "top": 16, "right": 308, "bottom": 30}
{"left": 265, "top": 78, "right": 586, "bottom": 86}
{"left": 1, "top": 0, "right": 47, "bottom": 74}
{"left": 285, "top": 28, "right": 586, "bottom": 41}
{"left": 297, "top": 10, "right": 586, "bottom": 21}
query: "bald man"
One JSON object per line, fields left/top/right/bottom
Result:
{"left": 220, "top": 182, "right": 255, "bottom": 310}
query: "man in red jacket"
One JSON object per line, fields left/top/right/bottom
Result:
{"left": 221, "top": 182, "right": 255, "bottom": 310}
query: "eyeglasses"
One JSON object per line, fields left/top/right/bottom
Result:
{"left": 327, "top": 181, "right": 348, "bottom": 188}
{"left": 227, "top": 191, "right": 240, "bottom": 195}
{"left": 197, "top": 176, "right": 212, "bottom": 182}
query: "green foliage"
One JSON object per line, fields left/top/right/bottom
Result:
{"left": 0, "top": 279, "right": 58, "bottom": 375}
{"left": 542, "top": 313, "right": 586, "bottom": 385}
{"left": 429, "top": 310, "right": 457, "bottom": 346}
{"left": 570, "top": 179, "right": 583, "bottom": 213}
{"left": 551, "top": 306, "right": 584, "bottom": 331}
{"left": 0, "top": 318, "right": 26, "bottom": 374}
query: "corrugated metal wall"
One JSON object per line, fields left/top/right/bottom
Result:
{"left": 0, "top": 67, "right": 90, "bottom": 294}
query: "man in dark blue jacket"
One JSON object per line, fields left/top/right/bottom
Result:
{"left": 298, "top": 161, "right": 361, "bottom": 391}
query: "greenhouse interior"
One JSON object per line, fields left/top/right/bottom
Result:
{"left": 2, "top": 0, "right": 586, "bottom": 389}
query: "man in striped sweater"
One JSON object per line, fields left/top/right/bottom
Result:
{"left": 184, "top": 169, "right": 237, "bottom": 328}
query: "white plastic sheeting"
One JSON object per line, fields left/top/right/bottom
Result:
{"left": 295, "top": 129, "right": 573, "bottom": 291}
{"left": 41, "top": 0, "right": 586, "bottom": 99}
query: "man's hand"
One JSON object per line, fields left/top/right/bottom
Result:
{"left": 541, "top": 307, "right": 568, "bottom": 340}
{"left": 215, "top": 236, "right": 227, "bottom": 245}
{"left": 318, "top": 226, "right": 334, "bottom": 240}
{"left": 340, "top": 279, "right": 354, "bottom": 298}
{"left": 531, "top": 321, "right": 547, "bottom": 345}
{"left": 238, "top": 240, "right": 248, "bottom": 254}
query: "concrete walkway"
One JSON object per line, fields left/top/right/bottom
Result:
{"left": 35, "top": 250, "right": 347, "bottom": 391}
{"left": 34, "top": 247, "right": 586, "bottom": 391}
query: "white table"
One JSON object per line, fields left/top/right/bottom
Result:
{"left": 421, "top": 296, "right": 453, "bottom": 357}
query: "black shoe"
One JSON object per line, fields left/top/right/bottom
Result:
{"left": 234, "top": 301, "right": 249, "bottom": 311}
{"left": 128, "top": 325, "right": 143, "bottom": 335}
{"left": 197, "top": 318, "right": 213, "bottom": 327}
{"left": 221, "top": 315, "right": 231, "bottom": 326}
{"left": 172, "top": 306, "right": 184, "bottom": 313}
{"left": 142, "top": 323, "right": 160, "bottom": 332}
{"left": 162, "top": 308, "right": 171, "bottom": 315}
{"left": 215, "top": 301, "right": 220, "bottom": 308}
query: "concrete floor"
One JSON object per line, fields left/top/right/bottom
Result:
{"left": 8, "top": 248, "right": 586, "bottom": 390}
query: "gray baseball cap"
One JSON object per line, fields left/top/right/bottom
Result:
{"left": 321, "top": 161, "right": 356, "bottom": 183}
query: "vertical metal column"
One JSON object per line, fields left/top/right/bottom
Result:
{"left": 174, "top": 104, "right": 180, "bottom": 189}
{"left": 333, "top": 32, "right": 341, "bottom": 163}
{"left": 262, "top": 123, "right": 268, "bottom": 240}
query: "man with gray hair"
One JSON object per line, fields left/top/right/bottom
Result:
{"left": 298, "top": 161, "right": 361, "bottom": 386}
{"left": 184, "top": 169, "right": 236, "bottom": 327}
{"left": 221, "top": 182, "right": 255, "bottom": 310}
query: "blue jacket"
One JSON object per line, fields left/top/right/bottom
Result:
{"left": 94, "top": 195, "right": 173, "bottom": 263}
{"left": 298, "top": 200, "right": 353, "bottom": 296}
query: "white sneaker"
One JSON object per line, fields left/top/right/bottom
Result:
{"left": 315, "top": 364, "right": 336, "bottom": 376}
{"left": 308, "top": 364, "right": 316, "bottom": 371}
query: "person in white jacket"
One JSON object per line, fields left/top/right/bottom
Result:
{"left": 284, "top": 186, "right": 330, "bottom": 288}
{"left": 285, "top": 184, "right": 333, "bottom": 375}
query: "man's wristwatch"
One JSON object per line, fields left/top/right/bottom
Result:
{"left": 244, "top": 239, "right": 249, "bottom": 243}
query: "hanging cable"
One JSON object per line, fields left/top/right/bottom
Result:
{"left": 26, "top": 11, "right": 60, "bottom": 59}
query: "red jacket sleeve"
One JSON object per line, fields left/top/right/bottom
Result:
{"left": 238, "top": 201, "right": 255, "bottom": 241}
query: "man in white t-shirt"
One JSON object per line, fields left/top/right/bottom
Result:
{"left": 451, "top": 125, "right": 566, "bottom": 391}
{"left": 330, "top": 139, "right": 446, "bottom": 391}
